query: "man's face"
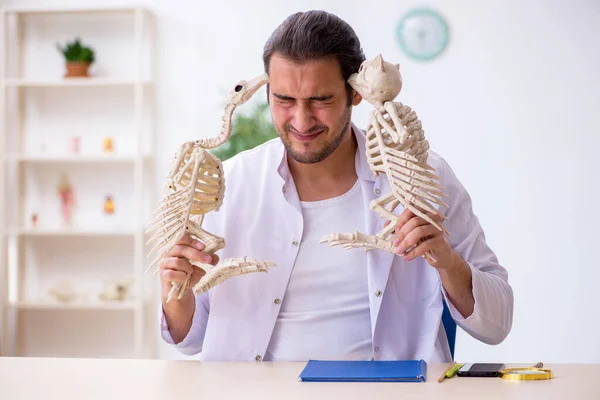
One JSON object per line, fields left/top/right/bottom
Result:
{"left": 267, "top": 53, "right": 360, "bottom": 164}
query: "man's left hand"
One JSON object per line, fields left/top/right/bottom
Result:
{"left": 391, "top": 208, "right": 454, "bottom": 269}
{"left": 387, "top": 207, "right": 475, "bottom": 318}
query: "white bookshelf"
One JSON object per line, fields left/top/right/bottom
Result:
{"left": 6, "top": 154, "right": 143, "bottom": 163}
{"left": 15, "top": 300, "right": 138, "bottom": 311}
{"left": 5, "top": 77, "right": 153, "bottom": 87}
{"left": 0, "top": 6, "right": 156, "bottom": 358}
{"left": 11, "top": 228, "right": 137, "bottom": 236}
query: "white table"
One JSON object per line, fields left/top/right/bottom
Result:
{"left": 1, "top": 357, "right": 599, "bottom": 399}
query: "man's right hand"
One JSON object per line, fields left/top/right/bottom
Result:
{"left": 159, "top": 234, "right": 219, "bottom": 344}
{"left": 159, "top": 234, "right": 220, "bottom": 301}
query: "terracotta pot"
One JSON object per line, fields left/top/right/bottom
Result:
{"left": 65, "top": 62, "right": 90, "bottom": 78}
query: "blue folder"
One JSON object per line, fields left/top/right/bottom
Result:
{"left": 298, "top": 360, "right": 427, "bottom": 382}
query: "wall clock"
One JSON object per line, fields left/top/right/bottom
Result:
{"left": 396, "top": 8, "right": 449, "bottom": 61}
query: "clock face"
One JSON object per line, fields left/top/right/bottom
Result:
{"left": 396, "top": 8, "right": 449, "bottom": 61}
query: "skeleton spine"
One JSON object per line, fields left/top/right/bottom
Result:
{"left": 196, "top": 103, "right": 236, "bottom": 149}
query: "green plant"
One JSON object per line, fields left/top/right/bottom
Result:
{"left": 211, "top": 102, "right": 279, "bottom": 162}
{"left": 56, "top": 37, "right": 95, "bottom": 63}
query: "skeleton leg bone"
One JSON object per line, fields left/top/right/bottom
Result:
{"left": 321, "top": 189, "right": 443, "bottom": 262}
{"left": 320, "top": 193, "right": 398, "bottom": 252}
{"left": 165, "top": 220, "right": 227, "bottom": 303}
{"left": 371, "top": 198, "right": 437, "bottom": 262}
{"left": 166, "top": 259, "right": 215, "bottom": 302}
{"left": 186, "top": 217, "right": 225, "bottom": 254}
{"left": 371, "top": 194, "right": 438, "bottom": 262}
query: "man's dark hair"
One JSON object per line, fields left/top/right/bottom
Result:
{"left": 262, "top": 10, "right": 365, "bottom": 105}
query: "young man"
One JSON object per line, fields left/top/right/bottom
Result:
{"left": 158, "top": 10, "right": 513, "bottom": 362}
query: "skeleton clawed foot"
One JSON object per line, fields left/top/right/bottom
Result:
{"left": 320, "top": 231, "right": 438, "bottom": 264}
{"left": 165, "top": 256, "right": 276, "bottom": 303}
{"left": 319, "top": 231, "right": 395, "bottom": 253}
{"left": 192, "top": 256, "right": 275, "bottom": 294}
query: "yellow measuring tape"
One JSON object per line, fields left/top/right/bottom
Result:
{"left": 499, "top": 367, "right": 553, "bottom": 381}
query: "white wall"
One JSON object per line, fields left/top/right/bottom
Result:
{"left": 4, "top": 0, "right": 600, "bottom": 363}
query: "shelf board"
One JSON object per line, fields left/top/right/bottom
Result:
{"left": 12, "top": 229, "right": 137, "bottom": 237}
{"left": 4, "top": 78, "right": 151, "bottom": 88}
{"left": 5, "top": 154, "right": 146, "bottom": 163}
{"left": 12, "top": 300, "right": 137, "bottom": 311}
{"left": 3, "top": 6, "right": 144, "bottom": 15}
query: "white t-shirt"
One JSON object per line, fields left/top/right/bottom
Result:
{"left": 264, "top": 179, "right": 373, "bottom": 361}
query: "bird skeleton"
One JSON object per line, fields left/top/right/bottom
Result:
{"left": 320, "top": 54, "right": 449, "bottom": 263}
{"left": 145, "top": 73, "right": 276, "bottom": 302}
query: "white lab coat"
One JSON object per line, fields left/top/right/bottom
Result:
{"left": 160, "top": 124, "right": 514, "bottom": 362}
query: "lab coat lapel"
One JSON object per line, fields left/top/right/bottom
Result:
{"left": 352, "top": 124, "right": 396, "bottom": 336}
{"left": 361, "top": 179, "right": 396, "bottom": 338}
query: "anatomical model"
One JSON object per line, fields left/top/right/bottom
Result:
{"left": 57, "top": 174, "right": 76, "bottom": 226}
{"left": 320, "top": 54, "right": 448, "bottom": 262}
{"left": 145, "top": 73, "right": 276, "bottom": 302}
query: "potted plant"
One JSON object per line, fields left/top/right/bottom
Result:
{"left": 211, "top": 102, "right": 279, "bottom": 162}
{"left": 56, "top": 37, "right": 95, "bottom": 78}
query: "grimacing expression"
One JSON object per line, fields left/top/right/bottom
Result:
{"left": 267, "top": 54, "right": 361, "bottom": 164}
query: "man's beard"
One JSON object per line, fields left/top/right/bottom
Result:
{"left": 278, "top": 107, "right": 352, "bottom": 164}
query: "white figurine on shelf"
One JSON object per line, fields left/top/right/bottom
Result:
{"left": 49, "top": 281, "right": 77, "bottom": 303}
{"left": 99, "top": 278, "right": 132, "bottom": 302}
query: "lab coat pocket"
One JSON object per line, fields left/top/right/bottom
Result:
{"left": 391, "top": 258, "right": 441, "bottom": 304}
